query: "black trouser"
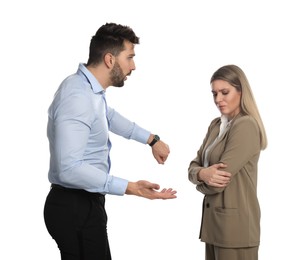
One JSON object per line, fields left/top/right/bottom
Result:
{"left": 44, "top": 185, "right": 111, "bottom": 260}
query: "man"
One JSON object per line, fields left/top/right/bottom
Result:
{"left": 44, "top": 22, "right": 177, "bottom": 260}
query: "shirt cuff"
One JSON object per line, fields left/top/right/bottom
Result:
{"left": 131, "top": 124, "right": 151, "bottom": 144}
{"left": 107, "top": 176, "right": 129, "bottom": 195}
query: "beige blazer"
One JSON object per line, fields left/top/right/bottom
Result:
{"left": 188, "top": 114, "right": 261, "bottom": 248}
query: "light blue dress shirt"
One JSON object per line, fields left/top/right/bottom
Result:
{"left": 47, "top": 63, "right": 151, "bottom": 195}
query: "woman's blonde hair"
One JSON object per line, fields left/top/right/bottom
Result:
{"left": 211, "top": 64, "right": 267, "bottom": 150}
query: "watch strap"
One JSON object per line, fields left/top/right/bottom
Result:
{"left": 149, "top": 135, "right": 160, "bottom": 147}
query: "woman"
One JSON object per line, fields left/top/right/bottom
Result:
{"left": 188, "top": 65, "right": 267, "bottom": 260}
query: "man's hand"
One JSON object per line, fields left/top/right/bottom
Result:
{"left": 152, "top": 140, "right": 170, "bottom": 164}
{"left": 126, "top": 180, "right": 177, "bottom": 200}
{"left": 147, "top": 135, "right": 170, "bottom": 164}
{"left": 198, "top": 163, "right": 231, "bottom": 187}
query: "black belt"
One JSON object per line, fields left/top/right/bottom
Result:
{"left": 51, "top": 183, "right": 105, "bottom": 197}
{"left": 51, "top": 183, "right": 78, "bottom": 190}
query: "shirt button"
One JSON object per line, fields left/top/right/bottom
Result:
{"left": 206, "top": 203, "right": 210, "bottom": 208}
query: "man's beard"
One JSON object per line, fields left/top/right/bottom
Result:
{"left": 110, "top": 62, "right": 126, "bottom": 87}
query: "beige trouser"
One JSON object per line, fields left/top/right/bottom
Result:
{"left": 205, "top": 244, "right": 259, "bottom": 260}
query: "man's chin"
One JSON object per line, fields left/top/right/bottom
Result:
{"left": 113, "top": 83, "right": 124, "bottom": 88}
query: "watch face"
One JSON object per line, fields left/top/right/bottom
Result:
{"left": 154, "top": 135, "right": 160, "bottom": 141}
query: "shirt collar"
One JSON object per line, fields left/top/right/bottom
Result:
{"left": 220, "top": 115, "right": 229, "bottom": 125}
{"left": 77, "top": 63, "right": 105, "bottom": 94}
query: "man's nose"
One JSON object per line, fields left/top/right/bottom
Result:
{"left": 131, "top": 61, "right": 136, "bottom": 70}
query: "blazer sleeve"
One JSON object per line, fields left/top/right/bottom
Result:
{"left": 195, "top": 116, "right": 261, "bottom": 195}
{"left": 188, "top": 118, "right": 219, "bottom": 185}
{"left": 188, "top": 141, "right": 206, "bottom": 184}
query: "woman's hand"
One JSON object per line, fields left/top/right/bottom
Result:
{"left": 198, "top": 163, "right": 231, "bottom": 187}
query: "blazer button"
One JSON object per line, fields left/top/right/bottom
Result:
{"left": 206, "top": 203, "right": 210, "bottom": 208}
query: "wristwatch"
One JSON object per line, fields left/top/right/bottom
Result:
{"left": 149, "top": 134, "right": 160, "bottom": 147}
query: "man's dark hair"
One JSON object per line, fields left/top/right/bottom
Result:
{"left": 86, "top": 23, "right": 140, "bottom": 66}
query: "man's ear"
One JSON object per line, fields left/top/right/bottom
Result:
{"left": 104, "top": 53, "right": 114, "bottom": 69}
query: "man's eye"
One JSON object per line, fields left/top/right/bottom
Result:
{"left": 222, "top": 92, "right": 229, "bottom": 95}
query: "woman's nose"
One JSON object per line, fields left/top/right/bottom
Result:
{"left": 215, "top": 93, "right": 223, "bottom": 102}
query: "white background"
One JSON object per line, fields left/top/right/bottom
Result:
{"left": 1, "top": 0, "right": 306, "bottom": 259}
